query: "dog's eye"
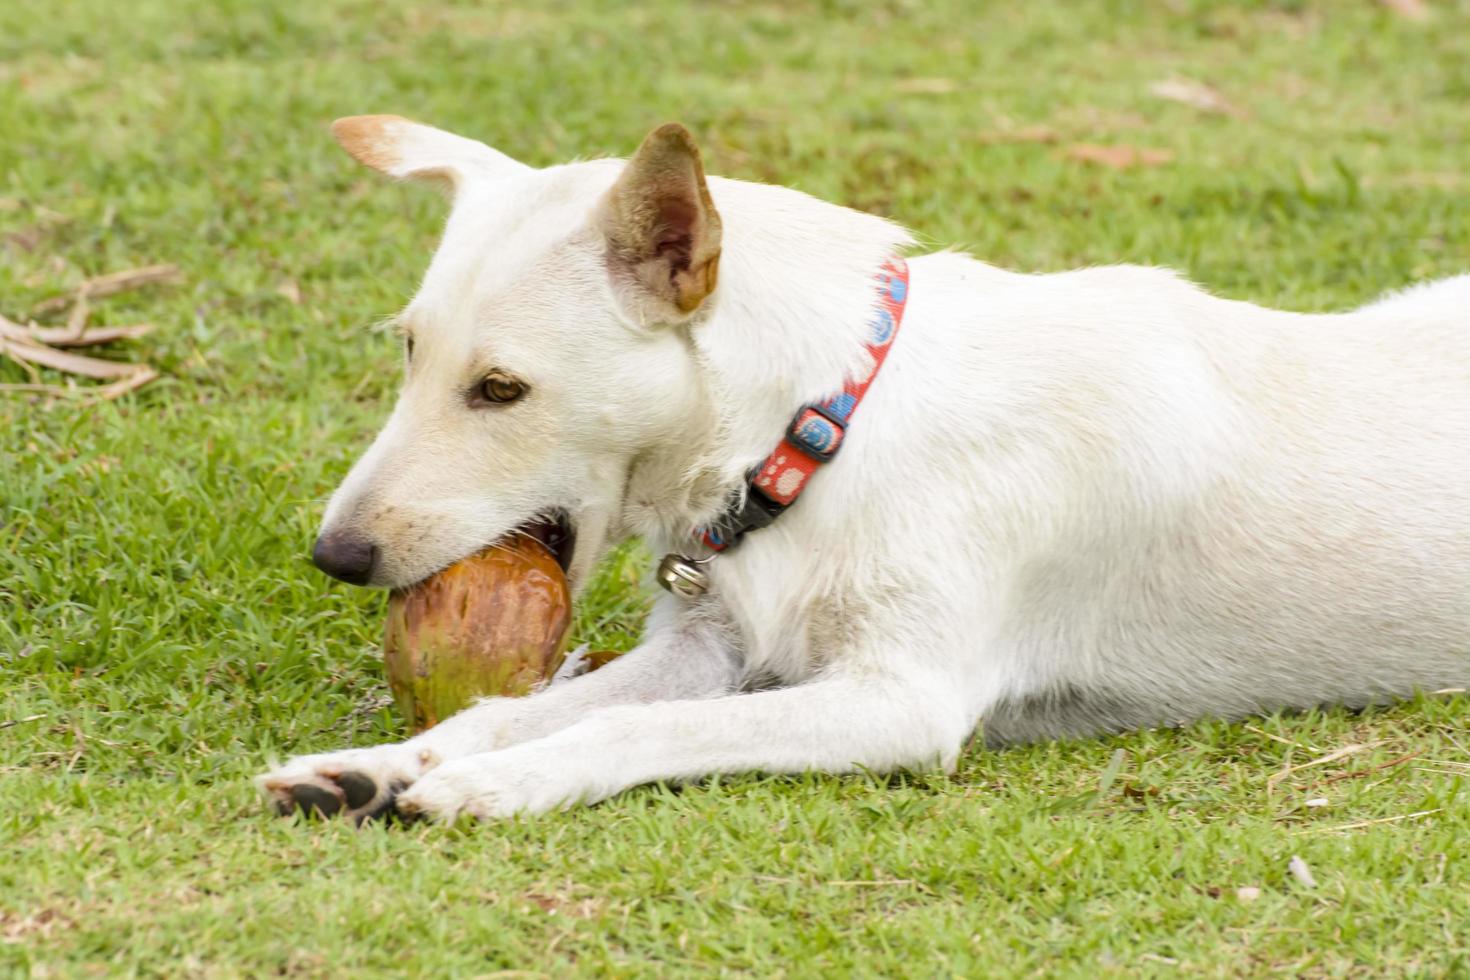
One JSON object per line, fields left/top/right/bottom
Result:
{"left": 476, "top": 371, "right": 527, "bottom": 406}
{"left": 405, "top": 336, "right": 415, "bottom": 361}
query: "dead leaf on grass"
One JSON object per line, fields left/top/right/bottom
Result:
{"left": 1363, "top": 172, "right": 1465, "bottom": 189}
{"left": 1287, "top": 855, "right": 1317, "bottom": 888}
{"left": 977, "top": 125, "right": 1060, "bottom": 145}
{"left": 522, "top": 891, "right": 606, "bottom": 919}
{"left": 1, "top": 907, "right": 77, "bottom": 943}
{"left": 4, "top": 226, "right": 47, "bottom": 252}
{"left": 1380, "top": 0, "right": 1430, "bottom": 20}
{"left": 895, "top": 77, "right": 958, "bottom": 94}
{"left": 1149, "top": 76, "right": 1245, "bottom": 117}
{"left": 1063, "top": 143, "right": 1175, "bottom": 169}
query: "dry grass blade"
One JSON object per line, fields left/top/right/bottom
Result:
{"left": 31, "top": 263, "right": 182, "bottom": 315}
{"left": 1319, "top": 750, "right": 1421, "bottom": 784}
{"left": 1, "top": 337, "right": 149, "bottom": 379}
{"left": 1244, "top": 724, "right": 1318, "bottom": 751}
{"left": 1267, "top": 741, "right": 1383, "bottom": 790}
{"left": 1297, "top": 808, "right": 1444, "bottom": 834}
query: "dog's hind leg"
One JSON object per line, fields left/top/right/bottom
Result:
{"left": 257, "top": 602, "right": 740, "bottom": 821}
{"left": 393, "top": 667, "right": 973, "bottom": 820}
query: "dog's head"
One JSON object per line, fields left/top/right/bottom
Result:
{"left": 312, "top": 117, "right": 722, "bottom": 589}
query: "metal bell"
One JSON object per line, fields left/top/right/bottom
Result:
{"left": 657, "top": 552, "right": 713, "bottom": 598}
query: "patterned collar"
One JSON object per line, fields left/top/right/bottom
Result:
{"left": 657, "top": 257, "right": 911, "bottom": 598}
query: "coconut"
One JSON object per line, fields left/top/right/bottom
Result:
{"left": 383, "top": 535, "right": 572, "bottom": 733}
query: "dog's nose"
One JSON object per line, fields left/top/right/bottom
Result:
{"left": 311, "top": 531, "right": 378, "bottom": 585}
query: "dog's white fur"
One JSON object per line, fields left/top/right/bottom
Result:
{"left": 259, "top": 118, "right": 1470, "bottom": 821}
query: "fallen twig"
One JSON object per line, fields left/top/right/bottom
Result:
{"left": 43, "top": 323, "right": 153, "bottom": 347}
{"left": 2, "top": 265, "right": 163, "bottom": 402}
{"left": 1, "top": 336, "right": 150, "bottom": 379}
{"left": 0, "top": 313, "right": 154, "bottom": 348}
{"left": 31, "top": 263, "right": 182, "bottom": 315}
{"left": 64, "top": 293, "right": 90, "bottom": 341}
{"left": 88, "top": 366, "right": 159, "bottom": 402}
{"left": 0, "top": 383, "right": 75, "bottom": 394}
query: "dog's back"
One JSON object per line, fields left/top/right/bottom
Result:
{"left": 929, "top": 264, "right": 1470, "bottom": 743}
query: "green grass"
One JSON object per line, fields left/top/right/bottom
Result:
{"left": 3, "top": 0, "right": 1469, "bottom": 974}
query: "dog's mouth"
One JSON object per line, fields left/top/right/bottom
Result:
{"left": 514, "top": 510, "right": 576, "bottom": 574}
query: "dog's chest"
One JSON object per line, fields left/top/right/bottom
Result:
{"left": 709, "top": 548, "right": 874, "bottom": 685}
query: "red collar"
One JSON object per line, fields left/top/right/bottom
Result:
{"left": 697, "top": 257, "right": 911, "bottom": 554}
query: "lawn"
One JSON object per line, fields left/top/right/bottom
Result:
{"left": 3, "top": 0, "right": 1469, "bottom": 974}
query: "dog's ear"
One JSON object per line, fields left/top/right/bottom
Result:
{"left": 602, "top": 123, "right": 723, "bottom": 319}
{"left": 331, "top": 115, "right": 531, "bottom": 192}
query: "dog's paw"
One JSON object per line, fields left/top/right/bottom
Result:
{"left": 393, "top": 751, "right": 580, "bottom": 822}
{"left": 256, "top": 745, "right": 437, "bottom": 824}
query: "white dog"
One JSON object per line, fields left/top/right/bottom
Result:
{"left": 258, "top": 117, "right": 1470, "bottom": 822}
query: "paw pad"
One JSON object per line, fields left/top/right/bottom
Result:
{"left": 272, "top": 772, "right": 401, "bottom": 825}
{"left": 288, "top": 783, "right": 344, "bottom": 818}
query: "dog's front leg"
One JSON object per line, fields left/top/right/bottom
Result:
{"left": 256, "top": 602, "right": 741, "bottom": 821}
{"left": 395, "top": 670, "right": 972, "bottom": 821}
